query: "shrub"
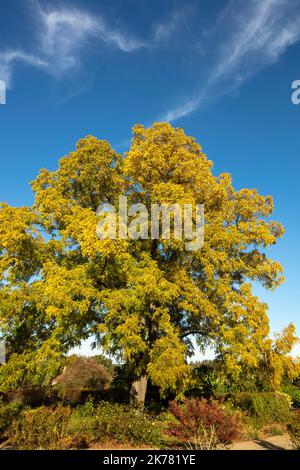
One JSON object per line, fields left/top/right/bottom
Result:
{"left": 0, "top": 400, "right": 23, "bottom": 436}
{"left": 190, "top": 361, "right": 227, "bottom": 397}
{"left": 168, "top": 398, "right": 244, "bottom": 449}
{"left": 7, "top": 401, "right": 164, "bottom": 449}
{"left": 66, "top": 401, "right": 99, "bottom": 446}
{"left": 66, "top": 414, "right": 97, "bottom": 448}
{"left": 53, "top": 356, "right": 112, "bottom": 401}
{"left": 92, "top": 355, "right": 116, "bottom": 376}
{"left": 228, "top": 392, "right": 292, "bottom": 426}
{"left": 7, "top": 383, "right": 53, "bottom": 406}
{"left": 66, "top": 401, "right": 164, "bottom": 447}
{"left": 8, "top": 405, "right": 71, "bottom": 449}
{"left": 287, "top": 412, "right": 300, "bottom": 449}
{"left": 282, "top": 385, "right": 300, "bottom": 408}
{"left": 98, "top": 402, "right": 163, "bottom": 445}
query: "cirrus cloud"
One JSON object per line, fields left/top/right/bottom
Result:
{"left": 160, "top": 0, "right": 300, "bottom": 122}
{"left": 0, "top": 3, "right": 145, "bottom": 87}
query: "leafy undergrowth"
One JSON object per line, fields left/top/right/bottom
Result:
{"left": 287, "top": 410, "right": 300, "bottom": 449}
{"left": 1, "top": 393, "right": 297, "bottom": 450}
{"left": 5, "top": 401, "right": 167, "bottom": 450}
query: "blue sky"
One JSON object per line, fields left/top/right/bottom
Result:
{"left": 0, "top": 0, "right": 300, "bottom": 357}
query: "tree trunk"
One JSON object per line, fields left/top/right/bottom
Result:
{"left": 130, "top": 375, "right": 148, "bottom": 407}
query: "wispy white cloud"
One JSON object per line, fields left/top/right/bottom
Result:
{"left": 0, "top": 3, "right": 144, "bottom": 87}
{"left": 161, "top": 0, "right": 300, "bottom": 122}
{"left": 0, "top": 2, "right": 194, "bottom": 91}
{"left": 0, "top": 50, "right": 47, "bottom": 87}
{"left": 153, "top": 9, "right": 190, "bottom": 44}
{"left": 161, "top": 92, "right": 205, "bottom": 122}
{"left": 38, "top": 6, "right": 144, "bottom": 72}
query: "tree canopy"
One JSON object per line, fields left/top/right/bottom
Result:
{"left": 52, "top": 355, "right": 112, "bottom": 401}
{"left": 0, "top": 123, "right": 298, "bottom": 400}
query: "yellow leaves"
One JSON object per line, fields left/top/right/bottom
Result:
{"left": 234, "top": 189, "right": 274, "bottom": 219}
{"left": 32, "top": 136, "right": 124, "bottom": 232}
{"left": 223, "top": 355, "right": 242, "bottom": 378}
{"left": 151, "top": 182, "right": 195, "bottom": 206}
{"left": 115, "top": 316, "right": 148, "bottom": 361}
{"left": 261, "top": 339, "right": 298, "bottom": 391}
{"left": 237, "top": 219, "right": 284, "bottom": 248}
{"left": 274, "top": 324, "right": 299, "bottom": 355}
{"left": 63, "top": 206, "right": 128, "bottom": 259}
{"left": 0, "top": 123, "right": 292, "bottom": 396}
{"left": 124, "top": 123, "right": 213, "bottom": 198}
{"left": 42, "top": 262, "right": 98, "bottom": 321}
{"left": 220, "top": 324, "right": 300, "bottom": 391}
{"left": 148, "top": 330, "right": 191, "bottom": 396}
{"left": 171, "top": 268, "right": 219, "bottom": 320}
{"left": 123, "top": 254, "right": 179, "bottom": 304}
{"left": 0, "top": 204, "right": 44, "bottom": 282}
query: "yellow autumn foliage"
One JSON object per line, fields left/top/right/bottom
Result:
{"left": 0, "top": 123, "right": 298, "bottom": 395}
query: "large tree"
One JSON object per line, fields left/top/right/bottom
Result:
{"left": 0, "top": 123, "right": 298, "bottom": 403}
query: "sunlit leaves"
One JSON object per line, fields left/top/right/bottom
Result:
{"left": 0, "top": 123, "right": 296, "bottom": 395}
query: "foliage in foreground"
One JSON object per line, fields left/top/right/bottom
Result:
{"left": 287, "top": 411, "right": 300, "bottom": 449}
{"left": 228, "top": 391, "right": 292, "bottom": 427}
{"left": 8, "top": 405, "right": 72, "bottom": 449}
{"left": 7, "top": 401, "right": 164, "bottom": 449}
{"left": 67, "top": 401, "right": 163, "bottom": 447}
{"left": 167, "top": 398, "right": 244, "bottom": 449}
{"left": 0, "top": 400, "right": 23, "bottom": 436}
{"left": 2, "top": 391, "right": 298, "bottom": 449}
{"left": 282, "top": 384, "right": 300, "bottom": 408}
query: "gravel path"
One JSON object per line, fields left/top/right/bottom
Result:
{"left": 229, "top": 434, "right": 293, "bottom": 450}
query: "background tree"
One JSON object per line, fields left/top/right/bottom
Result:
{"left": 91, "top": 354, "right": 115, "bottom": 376}
{"left": 52, "top": 355, "right": 112, "bottom": 401}
{"left": 0, "top": 123, "right": 298, "bottom": 405}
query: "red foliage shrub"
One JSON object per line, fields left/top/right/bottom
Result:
{"left": 168, "top": 398, "right": 243, "bottom": 448}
